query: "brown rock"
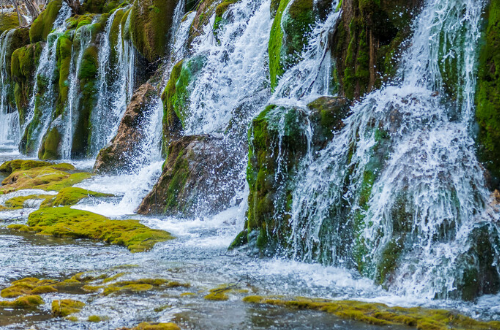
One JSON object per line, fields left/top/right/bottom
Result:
{"left": 93, "top": 83, "right": 157, "bottom": 174}
{"left": 137, "top": 135, "right": 242, "bottom": 217}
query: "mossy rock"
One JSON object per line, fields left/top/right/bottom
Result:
{"left": 11, "top": 43, "right": 42, "bottom": 127}
{"left": 30, "top": 0, "right": 64, "bottom": 43}
{"left": 161, "top": 56, "right": 205, "bottom": 148}
{"left": 0, "top": 159, "right": 52, "bottom": 173}
{"left": 56, "top": 34, "right": 72, "bottom": 116}
{"left": 332, "top": 0, "right": 422, "bottom": 99}
{"left": 42, "top": 187, "right": 113, "bottom": 207}
{"left": 129, "top": 0, "right": 179, "bottom": 63}
{"left": 71, "top": 45, "right": 99, "bottom": 158}
{"left": 19, "top": 207, "right": 174, "bottom": 252}
{"left": 0, "top": 164, "right": 90, "bottom": 194}
{"left": 51, "top": 299, "right": 85, "bottom": 317}
{"left": 269, "top": 0, "right": 314, "bottom": 89}
{"left": 244, "top": 105, "right": 310, "bottom": 251}
{"left": 128, "top": 323, "right": 181, "bottom": 330}
{"left": 243, "top": 296, "right": 500, "bottom": 330}
{"left": 1, "top": 277, "right": 58, "bottom": 298}
{"left": 0, "top": 12, "right": 19, "bottom": 34}
{"left": 0, "top": 295, "right": 44, "bottom": 309}
{"left": 38, "top": 127, "right": 62, "bottom": 160}
{"left": 476, "top": 0, "right": 500, "bottom": 188}
{"left": 187, "top": 0, "right": 221, "bottom": 47}
{"left": 4, "top": 194, "right": 54, "bottom": 210}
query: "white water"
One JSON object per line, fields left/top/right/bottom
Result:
{"left": 0, "top": 29, "right": 19, "bottom": 145}
{"left": 23, "top": 3, "right": 72, "bottom": 155}
{"left": 60, "top": 22, "right": 95, "bottom": 159}
{"left": 184, "top": 0, "right": 272, "bottom": 135}
{"left": 88, "top": 7, "right": 135, "bottom": 157}
{"left": 285, "top": 0, "right": 496, "bottom": 300}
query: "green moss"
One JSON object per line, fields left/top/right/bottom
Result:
{"left": 0, "top": 164, "right": 90, "bottom": 194}
{"left": 213, "top": 0, "right": 238, "bottom": 36}
{"left": 43, "top": 187, "right": 113, "bottom": 207}
{"left": 56, "top": 35, "right": 72, "bottom": 116}
{"left": 476, "top": 1, "right": 500, "bottom": 186}
{"left": 4, "top": 194, "right": 54, "bottom": 209}
{"left": 268, "top": 0, "right": 314, "bottom": 89}
{"left": 71, "top": 45, "right": 99, "bottom": 158}
{"left": 11, "top": 43, "right": 41, "bottom": 126}
{"left": 1, "top": 277, "right": 58, "bottom": 298}
{"left": 130, "top": 323, "right": 181, "bottom": 330}
{"left": 161, "top": 56, "right": 205, "bottom": 150}
{"left": 30, "top": 0, "right": 63, "bottom": 43}
{"left": 243, "top": 297, "right": 500, "bottom": 330}
{"left": 244, "top": 105, "right": 309, "bottom": 252}
{"left": 129, "top": 0, "right": 178, "bottom": 63}
{"left": 0, "top": 159, "right": 51, "bottom": 173}
{"left": 88, "top": 315, "right": 102, "bottom": 322}
{"left": 17, "top": 207, "right": 174, "bottom": 252}
{"left": 38, "top": 127, "right": 62, "bottom": 160}
{"left": 51, "top": 299, "right": 85, "bottom": 317}
{"left": 0, "top": 295, "right": 44, "bottom": 309}
{"left": 0, "top": 12, "right": 19, "bottom": 34}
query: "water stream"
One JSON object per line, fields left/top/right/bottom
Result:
{"left": 1, "top": 0, "right": 500, "bottom": 328}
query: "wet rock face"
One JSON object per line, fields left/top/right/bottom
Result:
{"left": 94, "top": 83, "right": 157, "bottom": 174}
{"left": 240, "top": 97, "right": 349, "bottom": 253}
{"left": 138, "top": 135, "right": 242, "bottom": 218}
{"left": 333, "top": 0, "right": 423, "bottom": 100}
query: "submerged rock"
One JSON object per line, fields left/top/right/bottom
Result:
{"left": 138, "top": 135, "right": 241, "bottom": 217}
{"left": 94, "top": 83, "right": 157, "bottom": 174}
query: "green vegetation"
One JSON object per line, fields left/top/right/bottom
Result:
{"left": 0, "top": 295, "right": 44, "bottom": 309}
{"left": 42, "top": 187, "right": 113, "bottom": 207}
{"left": 243, "top": 296, "right": 500, "bottom": 330}
{"left": 8, "top": 207, "right": 174, "bottom": 252}
{"left": 476, "top": 0, "right": 500, "bottom": 185}
{"left": 0, "top": 12, "right": 19, "bottom": 34}
{"left": 268, "top": 0, "right": 314, "bottom": 89}
{"left": 51, "top": 299, "right": 85, "bottom": 317}
{"left": 0, "top": 162, "right": 90, "bottom": 194}
{"left": 29, "top": 0, "right": 63, "bottom": 43}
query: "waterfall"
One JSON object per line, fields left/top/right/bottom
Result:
{"left": 285, "top": 0, "right": 494, "bottom": 299}
{"left": 271, "top": 2, "right": 340, "bottom": 104}
{"left": 60, "top": 22, "right": 95, "bottom": 159}
{"left": 0, "top": 29, "right": 19, "bottom": 145}
{"left": 23, "top": 2, "right": 72, "bottom": 155}
{"left": 89, "top": 7, "right": 135, "bottom": 157}
{"left": 184, "top": 0, "right": 272, "bottom": 135}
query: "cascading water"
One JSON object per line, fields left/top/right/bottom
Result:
{"left": 23, "top": 3, "right": 72, "bottom": 155}
{"left": 284, "top": 0, "right": 497, "bottom": 299}
{"left": 0, "top": 29, "right": 19, "bottom": 145}
{"left": 60, "top": 22, "right": 94, "bottom": 159}
{"left": 185, "top": 0, "right": 272, "bottom": 135}
{"left": 88, "top": 7, "right": 135, "bottom": 157}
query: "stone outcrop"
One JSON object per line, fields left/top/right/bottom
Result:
{"left": 94, "top": 83, "right": 157, "bottom": 174}
{"left": 138, "top": 135, "right": 242, "bottom": 218}
{"left": 234, "top": 97, "right": 349, "bottom": 252}
{"left": 332, "top": 0, "right": 423, "bottom": 100}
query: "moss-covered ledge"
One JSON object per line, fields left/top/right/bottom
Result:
{"left": 476, "top": 0, "right": 500, "bottom": 188}
{"left": 243, "top": 296, "right": 500, "bottom": 330}
{"left": 8, "top": 207, "right": 174, "bottom": 252}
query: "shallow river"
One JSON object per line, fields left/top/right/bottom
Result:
{"left": 0, "top": 143, "right": 499, "bottom": 330}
